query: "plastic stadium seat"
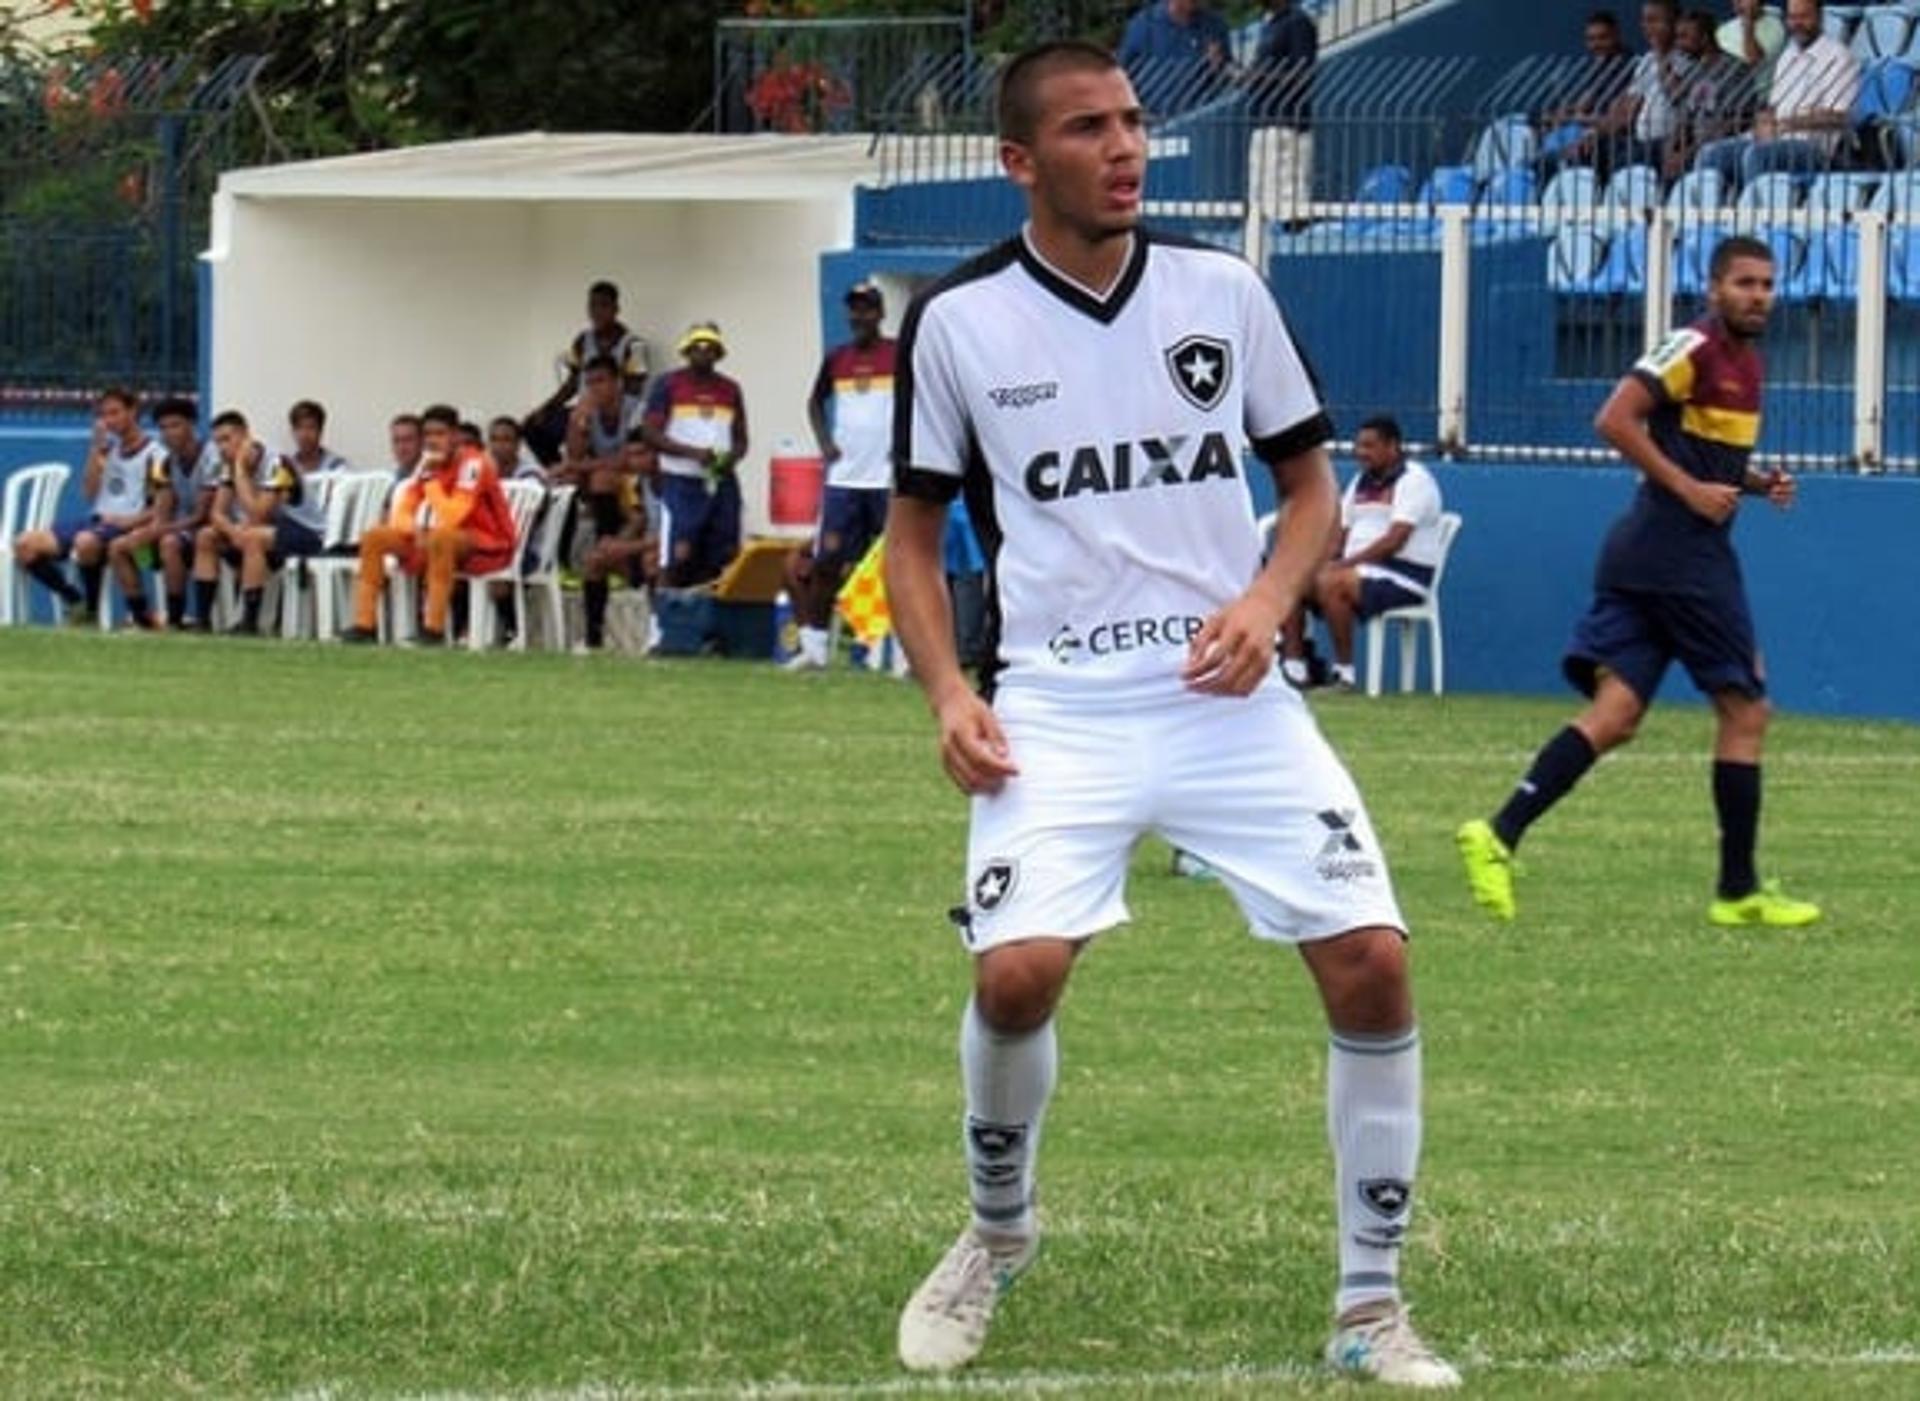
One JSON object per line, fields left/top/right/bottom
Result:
{"left": 1363, "top": 512, "right": 1463, "bottom": 697}
{"left": 1673, "top": 225, "right": 1719, "bottom": 296}
{"left": 1665, "top": 167, "right": 1727, "bottom": 218}
{"left": 1892, "top": 225, "right": 1920, "bottom": 298}
{"left": 1760, "top": 226, "right": 1812, "bottom": 301}
{"left": 1418, "top": 164, "right": 1477, "bottom": 208}
{"left": 1852, "top": 58, "right": 1917, "bottom": 124}
{"left": 1469, "top": 113, "right": 1536, "bottom": 182}
{"left": 1871, "top": 167, "right": 1920, "bottom": 216}
{"left": 1826, "top": 7, "right": 1860, "bottom": 46}
{"left": 1540, "top": 166, "right": 1601, "bottom": 228}
{"left": 1474, "top": 166, "right": 1538, "bottom": 230}
{"left": 1854, "top": 10, "right": 1912, "bottom": 62}
{"left": 1549, "top": 225, "right": 1608, "bottom": 291}
{"left": 1736, "top": 170, "right": 1804, "bottom": 227}
{"left": 1604, "top": 164, "right": 1661, "bottom": 223}
{"left": 1594, "top": 223, "right": 1649, "bottom": 293}
{"left": 1355, "top": 163, "right": 1415, "bottom": 205}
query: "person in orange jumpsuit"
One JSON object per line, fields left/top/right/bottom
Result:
{"left": 342, "top": 404, "right": 517, "bottom": 645}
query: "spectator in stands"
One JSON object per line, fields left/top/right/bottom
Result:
{"left": 1694, "top": 0, "right": 1858, "bottom": 184}
{"left": 105, "top": 396, "right": 218, "bottom": 631}
{"left": 1719, "top": 0, "right": 1787, "bottom": 99}
{"left": 560, "top": 354, "right": 648, "bottom": 553}
{"left": 189, "top": 410, "right": 326, "bottom": 636}
{"left": 784, "top": 282, "right": 895, "bottom": 672}
{"left": 1559, "top": 1, "right": 1692, "bottom": 183}
{"left": 343, "top": 405, "right": 517, "bottom": 646}
{"left": 525, "top": 280, "right": 650, "bottom": 463}
{"left": 579, "top": 433, "right": 663, "bottom": 655}
{"left": 1542, "top": 11, "right": 1634, "bottom": 131}
{"left": 11, "top": 387, "right": 162, "bottom": 625}
{"left": 642, "top": 322, "right": 748, "bottom": 589}
{"left": 388, "top": 413, "right": 425, "bottom": 480}
{"left": 488, "top": 416, "right": 546, "bottom": 482}
{"left": 1118, "top": 0, "right": 1231, "bottom": 113}
{"left": 288, "top": 400, "right": 348, "bottom": 476}
{"left": 1665, "top": 9, "right": 1744, "bottom": 175}
{"left": 1280, "top": 416, "right": 1445, "bottom": 692}
{"left": 1248, "top": 0, "right": 1319, "bottom": 226}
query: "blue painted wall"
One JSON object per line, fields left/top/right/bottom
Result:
{"left": 1411, "top": 462, "right": 1920, "bottom": 721}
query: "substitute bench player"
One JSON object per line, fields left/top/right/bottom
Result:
{"left": 884, "top": 42, "right": 1457, "bottom": 1389}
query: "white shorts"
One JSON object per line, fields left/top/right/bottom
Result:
{"left": 958, "top": 682, "right": 1405, "bottom": 952}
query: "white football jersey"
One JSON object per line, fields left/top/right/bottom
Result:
{"left": 1339, "top": 459, "right": 1445, "bottom": 596}
{"left": 895, "top": 228, "right": 1331, "bottom": 702}
{"left": 96, "top": 434, "right": 167, "bottom": 519}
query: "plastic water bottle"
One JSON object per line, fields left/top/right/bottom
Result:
{"left": 771, "top": 590, "right": 798, "bottom": 664}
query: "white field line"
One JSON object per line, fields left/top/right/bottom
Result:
{"left": 285, "top": 1343, "right": 1920, "bottom": 1401}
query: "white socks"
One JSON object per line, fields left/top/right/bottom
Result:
{"left": 961, "top": 998, "right": 1056, "bottom": 1240}
{"left": 1282, "top": 657, "right": 1310, "bottom": 685}
{"left": 1328, "top": 1026, "right": 1422, "bottom": 1316}
{"left": 1333, "top": 662, "right": 1357, "bottom": 686}
{"left": 799, "top": 625, "right": 830, "bottom": 665}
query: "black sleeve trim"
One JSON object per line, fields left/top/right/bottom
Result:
{"left": 1252, "top": 411, "right": 1336, "bottom": 465}
{"left": 896, "top": 466, "right": 962, "bottom": 503}
{"left": 1628, "top": 366, "right": 1673, "bottom": 406}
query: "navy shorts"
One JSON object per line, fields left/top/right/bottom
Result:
{"left": 52, "top": 517, "right": 127, "bottom": 556}
{"left": 1565, "top": 585, "right": 1765, "bottom": 703}
{"left": 1356, "top": 575, "right": 1425, "bottom": 619}
{"left": 272, "top": 518, "right": 322, "bottom": 562}
{"left": 658, "top": 473, "right": 741, "bottom": 586}
{"left": 811, "top": 486, "right": 889, "bottom": 572}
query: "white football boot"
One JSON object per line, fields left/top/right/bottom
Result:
{"left": 1326, "top": 1301, "right": 1460, "bottom": 1388}
{"left": 897, "top": 1225, "right": 1038, "bottom": 1373}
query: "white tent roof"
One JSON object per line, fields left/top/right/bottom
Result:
{"left": 217, "top": 131, "right": 883, "bottom": 203}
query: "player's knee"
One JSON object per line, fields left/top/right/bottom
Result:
{"left": 1313, "top": 928, "right": 1412, "bottom": 1031}
{"left": 1719, "top": 693, "right": 1770, "bottom": 740}
{"left": 974, "top": 945, "right": 1073, "bottom": 1032}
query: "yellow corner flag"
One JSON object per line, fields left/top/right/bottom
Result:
{"left": 835, "top": 537, "right": 891, "bottom": 646}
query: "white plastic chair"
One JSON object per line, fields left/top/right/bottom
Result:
{"left": 276, "top": 470, "right": 344, "bottom": 640}
{"left": 1363, "top": 511, "right": 1463, "bottom": 698}
{"left": 1603, "top": 164, "right": 1661, "bottom": 225}
{"left": 465, "top": 480, "right": 548, "bottom": 651}
{"left": 1, "top": 463, "right": 71, "bottom": 627}
{"left": 1539, "top": 166, "right": 1601, "bottom": 230}
{"left": 519, "top": 483, "right": 575, "bottom": 651}
{"left": 307, "top": 471, "right": 392, "bottom": 640}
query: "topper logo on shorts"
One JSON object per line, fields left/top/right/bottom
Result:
{"left": 1049, "top": 614, "right": 1206, "bottom": 663}
{"left": 1314, "top": 809, "right": 1380, "bottom": 883}
{"left": 973, "top": 859, "right": 1018, "bottom": 912}
{"left": 1164, "top": 334, "right": 1233, "bottom": 412}
{"left": 987, "top": 380, "right": 1059, "bottom": 410}
{"left": 1023, "top": 431, "right": 1238, "bottom": 503}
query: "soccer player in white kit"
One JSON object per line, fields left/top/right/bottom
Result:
{"left": 884, "top": 43, "right": 1457, "bottom": 1388}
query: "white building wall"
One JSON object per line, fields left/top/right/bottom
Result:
{"left": 212, "top": 185, "right": 855, "bottom": 535}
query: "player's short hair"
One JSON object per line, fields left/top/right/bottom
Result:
{"left": 996, "top": 41, "right": 1123, "bottom": 144}
{"left": 420, "top": 404, "right": 461, "bottom": 430}
{"left": 390, "top": 412, "right": 423, "bottom": 432}
{"left": 488, "top": 415, "right": 522, "bottom": 438}
{"left": 1710, "top": 234, "right": 1773, "bottom": 280}
{"left": 1643, "top": 0, "right": 1678, "bottom": 20}
{"left": 288, "top": 399, "right": 326, "bottom": 431}
{"left": 1358, "top": 415, "right": 1403, "bottom": 444}
{"left": 210, "top": 410, "right": 248, "bottom": 433}
{"left": 1586, "top": 9, "right": 1620, "bottom": 29}
{"left": 151, "top": 396, "right": 197, "bottom": 424}
{"left": 97, "top": 386, "right": 138, "bottom": 411}
{"left": 582, "top": 353, "right": 620, "bottom": 378}
{"left": 589, "top": 280, "right": 619, "bottom": 303}
{"left": 1683, "top": 8, "right": 1716, "bottom": 32}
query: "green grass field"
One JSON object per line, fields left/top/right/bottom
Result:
{"left": 1, "top": 630, "right": 1916, "bottom": 1400}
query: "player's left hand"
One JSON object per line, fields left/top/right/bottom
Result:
{"left": 1764, "top": 468, "right": 1796, "bottom": 510}
{"left": 1184, "top": 592, "right": 1285, "bottom": 697}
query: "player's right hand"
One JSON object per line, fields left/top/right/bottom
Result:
{"left": 935, "top": 690, "right": 1019, "bottom": 796}
{"left": 1687, "top": 481, "right": 1740, "bottom": 525}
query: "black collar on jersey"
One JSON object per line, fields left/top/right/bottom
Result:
{"left": 1016, "top": 229, "right": 1149, "bottom": 326}
{"left": 1355, "top": 461, "right": 1407, "bottom": 497}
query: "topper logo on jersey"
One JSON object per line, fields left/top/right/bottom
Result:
{"left": 1023, "top": 431, "right": 1238, "bottom": 503}
{"left": 1164, "top": 334, "right": 1232, "bottom": 411}
{"left": 988, "top": 380, "right": 1060, "bottom": 410}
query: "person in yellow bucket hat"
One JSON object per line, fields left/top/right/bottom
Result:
{"left": 640, "top": 321, "right": 749, "bottom": 587}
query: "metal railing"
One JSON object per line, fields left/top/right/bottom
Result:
{"left": 0, "top": 53, "right": 267, "bottom": 408}
{"left": 861, "top": 48, "right": 1920, "bottom": 472}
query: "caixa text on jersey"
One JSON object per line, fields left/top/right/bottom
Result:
{"left": 1024, "top": 431, "right": 1238, "bottom": 503}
